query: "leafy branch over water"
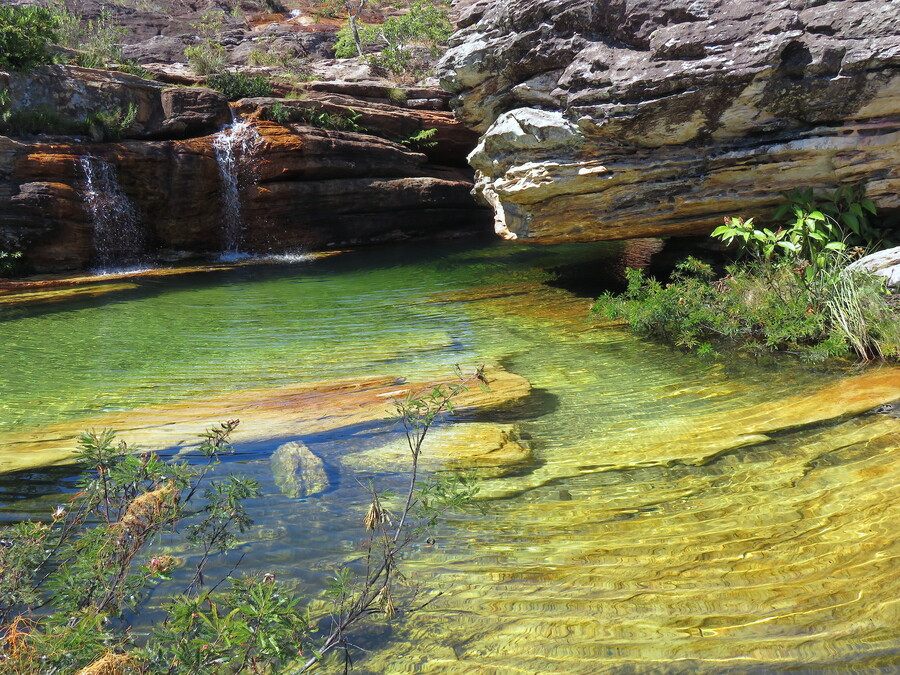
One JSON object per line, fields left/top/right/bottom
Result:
{"left": 0, "top": 368, "right": 486, "bottom": 673}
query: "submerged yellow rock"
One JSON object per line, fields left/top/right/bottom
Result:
{"left": 0, "top": 366, "right": 532, "bottom": 473}
{"left": 342, "top": 423, "right": 532, "bottom": 476}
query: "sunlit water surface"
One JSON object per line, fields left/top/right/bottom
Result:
{"left": 0, "top": 240, "right": 897, "bottom": 672}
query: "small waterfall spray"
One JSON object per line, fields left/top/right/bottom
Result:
{"left": 213, "top": 115, "right": 261, "bottom": 258}
{"left": 80, "top": 156, "right": 147, "bottom": 273}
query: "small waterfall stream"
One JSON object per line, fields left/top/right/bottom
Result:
{"left": 79, "top": 156, "right": 147, "bottom": 273}
{"left": 213, "top": 116, "right": 261, "bottom": 258}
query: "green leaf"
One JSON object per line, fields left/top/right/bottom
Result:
{"left": 860, "top": 198, "right": 877, "bottom": 215}
{"left": 842, "top": 211, "right": 860, "bottom": 233}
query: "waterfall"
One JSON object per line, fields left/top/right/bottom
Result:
{"left": 213, "top": 116, "right": 261, "bottom": 259}
{"left": 79, "top": 156, "right": 147, "bottom": 273}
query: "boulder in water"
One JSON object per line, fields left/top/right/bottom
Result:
{"left": 271, "top": 440, "right": 329, "bottom": 499}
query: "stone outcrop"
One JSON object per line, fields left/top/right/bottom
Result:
{"left": 2, "top": 65, "right": 231, "bottom": 140}
{"left": 849, "top": 245, "right": 900, "bottom": 288}
{"left": 235, "top": 91, "right": 480, "bottom": 166}
{"left": 1, "top": 119, "right": 488, "bottom": 271}
{"left": 438, "top": 0, "right": 900, "bottom": 243}
{"left": 0, "top": 61, "right": 489, "bottom": 272}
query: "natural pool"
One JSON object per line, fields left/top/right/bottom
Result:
{"left": 0, "top": 239, "right": 898, "bottom": 672}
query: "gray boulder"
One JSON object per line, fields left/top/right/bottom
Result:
{"left": 849, "top": 246, "right": 900, "bottom": 289}
{"left": 270, "top": 441, "right": 329, "bottom": 499}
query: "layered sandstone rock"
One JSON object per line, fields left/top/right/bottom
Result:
{"left": 1, "top": 120, "right": 488, "bottom": 271}
{"left": 438, "top": 0, "right": 900, "bottom": 242}
{"left": 0, "top": 61, "right": 489, "bottom": 273}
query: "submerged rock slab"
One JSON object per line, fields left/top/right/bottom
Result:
{"left": 0, "top": 366, "right": 531, "bottom": 473}
{"left": 360, "top": 415, "right": 900, "bottom": 673}
{"left": 342, "top": 423, "right": 532, "bottom": 476}
{"left": 439, "top": 0, "right": 900, "bottom": 242}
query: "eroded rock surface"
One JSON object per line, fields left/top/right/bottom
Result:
{"left": 850, "top": 245, "right": 900, "bottom": 288}
{"left": 438, "top": 0, "right": 900, "bottom": 242}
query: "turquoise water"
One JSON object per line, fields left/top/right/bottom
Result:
{"left": 0, "top": 240, "right": 897, "bottom": 672}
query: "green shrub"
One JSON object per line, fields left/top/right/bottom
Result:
{"left": 0, "top": 248, "right": 24, "bottom": 277}
{"left": 0, "top": 102, "right": 136, "bottom": 140}
{"left": 777, "top": 185, "right": 891, "bottom": 249}
{"left": 84, "top": 102, "right": 137, "bottom": 141}
{"left": 0, "top": 5, "right": 59, "bottom": 70}
{"left": 334, "top": 1, "right": 453, "bottom": 77}
{"left": 114, "top": 59, "right": 154, "bottom": 79}
{"left": 207, "top": 71, "right": 273, "bottom": 100}
{"left": 0, "top": 105, "right": 83, "bottom": 136}
{"left": 185, "top": 42, "right": 227, "bottom": 75}
{"left": 594, "top": 256, "right": 898, "bottom": 362}
{"left": 185, "top": 9, "right": 228, "bottom": 75}
{"left": 264, "top": 101, "right": 365, "bottom": 132}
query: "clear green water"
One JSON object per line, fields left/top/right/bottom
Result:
{"left": 0, "top": 240, "right": 897, "bottom": 672}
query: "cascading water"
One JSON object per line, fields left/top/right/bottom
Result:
{"left": 79, "top": 156, "right": 147, "bottom": 273}
{"left": 213, "top": 115, "right": 261, "bottom": 259}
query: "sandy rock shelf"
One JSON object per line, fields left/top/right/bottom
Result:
{"left": 0, "top": 366, "right": 532, "bottom": 474}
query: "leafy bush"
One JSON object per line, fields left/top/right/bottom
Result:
{"left": 777, "top": 185, "right": 889, "bottom": 248}
{"left": 264, "top": 101, "right": 365, "bottom": 132}
{"left": 52, "top": 5, "right": 127, "bottom": 69}
{"left": 0, "top": 5, "right": 59, "bottom": 69}
{"left": 207, "top": 71, "right": 273, "bottom": 100}
{"left": 594, "top": 254, "right": 898, "bottom": 362}
{"left": 335, "top": 1, "right": 453, "bottom": 77}
{"left": 0, "top": 248, "right": 24, "bottom": 277}
{"left": 84, "top": 103, "right": 138, "bottom": 141}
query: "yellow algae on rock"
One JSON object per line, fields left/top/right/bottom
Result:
{"left": 0, "top": 366, "right": 532, "bottom": 474}
{"left": 342, "top": 423, "right": 532, "bottom": 476}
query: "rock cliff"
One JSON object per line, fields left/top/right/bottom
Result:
{"left": 1, "top": 66, "right": 489, "bottom": 271}
{"left": 438, "top": 0, "right": 900, "bottom": 242}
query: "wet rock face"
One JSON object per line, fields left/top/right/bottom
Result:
{"left": 438, "top": 0, "right": 900, "bottom": 242}
{"left": 0, "top": 121, "right": 489, "bottom": 271}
